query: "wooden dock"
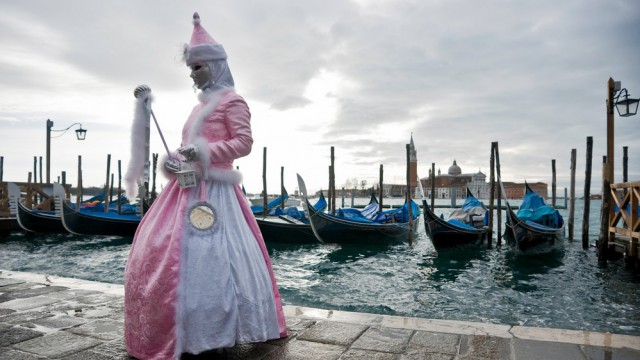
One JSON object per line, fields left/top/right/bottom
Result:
{"left": 607, "top": 180, "right": 640, "bottom": 262}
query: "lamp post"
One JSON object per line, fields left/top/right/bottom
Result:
{"left": 603, "top": 78, "right": 638, "bottom": 258}
{"left": 46, "top": 119, "right": 87, "bottom": 184}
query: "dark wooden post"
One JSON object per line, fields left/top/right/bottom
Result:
{"left": 406, "top": 144, "right": 413, "bottom": 246}
{"left": 331, "top": 146, "right": 336, "bottom": 214}
{"left": 280, "top": 166, "right": 285, "bottom": 209}
{"left": 488, "top": 143, "right": 495, "bottom": 247}
{"left": 430, "top": 163, "right": 435, "bottom": 211}
{"left": 262, "top": 147, "right": 267, "bottom": 215}
{"left": 582, "top": 137, "right": 593, "bottom": 249}
{"left": 328, "top": 166, "right": 332, "bottom": 212}
{"left": 76, "top": 155, "right": 82, "bottom": 210}
{"left": 598, "top": 155, "right": 610, "bottom": 264}
{"left": 494, "top": 142, "right": 502, "bottom": 246}
{"left": 33, "top": 156, "right": 38, "bottom": 184}
{"left": 39, "top": 156, "right": 43, "bottom": 184}
{"left": 623, "top": 146, "right": 628, "bottom": 199}
{"left": 551, "top": 159, "right": 557, "bottom": 208}
{"left": 379, "top": 164, "right": 384, "bottom": 211}
{"left": 569, "top": 149, "right": 576, "bottom": 241}
{"left": 0, "top": 156, "right": 3, "bottom": 182}
{"left": 104, "top": 154, "right": 111, "bottom": 212}
{"left": 151, "top": 153, "right": 158, "bottom": 202}
{"left": 118, "top": 160, "right": 122, "bottom": 214}
{"left": 110, "top": 173, "right": 114, "bottom": 204}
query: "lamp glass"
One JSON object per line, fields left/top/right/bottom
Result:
{"left": 75, "top": 128, "right": 87, "bottom": 140}
{"left": 615, "top": 94, "right": 639, "bottom": 117}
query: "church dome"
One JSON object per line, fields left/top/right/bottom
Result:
{"left": 448, "top": 160, "right": 461, "bottom": 176}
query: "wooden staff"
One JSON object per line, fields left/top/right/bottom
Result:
{"left": 430, "top": 163, "right": 435, "bottom": 211}
{"left": 331, "top": 146, "right": 335, "bottom": 214}
{"left": 494, "top": 142, "right": 502, "bottom": 246}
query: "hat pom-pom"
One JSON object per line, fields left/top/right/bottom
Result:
{"left": 192, "top": 12, "right": 201, "bottom": 25}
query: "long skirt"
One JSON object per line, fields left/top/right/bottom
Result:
{"left": 124, "top": 178, "right": 286, "bottom": 359}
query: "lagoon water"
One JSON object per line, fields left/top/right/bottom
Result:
{"left": 1, "top": 198, "right": 639, "bottom": 336}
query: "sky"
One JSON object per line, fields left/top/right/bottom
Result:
{"left": 1, "top": 0, "right": 639, "bottom": 197}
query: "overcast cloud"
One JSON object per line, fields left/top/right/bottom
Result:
{"left": 0, "top": 0, "right": 638, "bottom": 196}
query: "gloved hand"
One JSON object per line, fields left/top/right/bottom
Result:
{"left": 164, "top": 157, "right": 181, "bottom": 173}
{"left": 178, "top": 144, "right": 198, "bottom": 162}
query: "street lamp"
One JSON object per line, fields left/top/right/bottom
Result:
{"left": 614, "top": 88, "right": 639, "bottom": 117}
{"left": 46, "top": 119, "right": 87, "bottom": 183}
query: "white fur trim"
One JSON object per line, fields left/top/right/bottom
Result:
{"left": 206, "top": 167, "right": 243, "bottom": 185}
{"left": 124, "top": 94, "right": 154, "bottom": 200}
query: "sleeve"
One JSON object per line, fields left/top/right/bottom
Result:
{"left": 203, "top": 95, "right": 253, "bottom": 162}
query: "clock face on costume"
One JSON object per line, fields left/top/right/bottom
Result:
{"left": 189, "top": 203, "right": 216, "bottom": 231}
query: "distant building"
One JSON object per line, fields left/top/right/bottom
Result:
{"left": 419, "top": 160, "right": 490, "bottom": 199}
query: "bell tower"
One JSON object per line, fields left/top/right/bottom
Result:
{"left": 409, "top": 134, "right": 417, "bottom": 189}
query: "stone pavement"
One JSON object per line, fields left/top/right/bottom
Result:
{"left": 1, "top": 270, "right": 639, "bottom": 360}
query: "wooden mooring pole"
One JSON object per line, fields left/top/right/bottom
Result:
{"left": 488, "top": 143, "right": 495, "bottom": 248}
{"left": 280, "top": 166, "right": 285, "bottom": 210}
{"left": 379, "top": 164, "right": 384, "bottom": 211}
{"left": 623, "top": 146, "right": 628, "bottom": 200}
{"left": 76, "top": 155, "right": 82, "bottom": 210}
{"left": 118, "top": 160, "right": 122, "bottom": 215}
{"left": 104, "top": 154, "right": 111, "bottom": 212}
{"left": 552, "top": 159, "right": 557, "bottom": 208}
{"left": 331, "top": 146, "right": 336, "bottom": 214}
{"left": 262, "top": 147, "right": 267, "bottom": 215}
{"left": 569, "top": 149, "right": 576, "bottom": 241}
{"left": 598, "top": 155, "right": 610, "bottom": 264}
{"left": 582, "top": 137, "right": 593, "bottom": 250}
{"left": 494, "top": 142, "right": 503, "bottom": 246}
{"left": 430, "top": 163, "right": 435, "bottom": 212}
{"left": 406, "top": 144, "right": 413, "bottom": 246}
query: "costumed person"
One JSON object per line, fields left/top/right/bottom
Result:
{"left": 124, "top": 12, "right": 287, "bottom": 359}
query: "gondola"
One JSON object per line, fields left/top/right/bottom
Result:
{"left": 54, "top": 184, "right": 141, "bottom": 236}
{"left": 503, "top": 181, "right": 565, "bottom": 254}
{"left": 7, "top": 182, "right": 68, "bottom": 233}
{"left": 422, "top": 188, "right": 488, "bottom": 250}
{"left": 250, "top": 187, "right": 289, "bottom": 215}
{"left": 297, "top": 174, "right": 419, "bottom": 244}
{"left": 256, "top": 192, "right": 327, "bottom": 244}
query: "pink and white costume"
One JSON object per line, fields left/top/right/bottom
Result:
{"left": 124, "top": 13, "right": 287, "bottom": 360}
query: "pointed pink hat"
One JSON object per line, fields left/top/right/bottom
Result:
{"left": 184, "top": 12, "right": 227, "bottom": 65}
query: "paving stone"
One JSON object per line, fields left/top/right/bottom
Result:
{"left": 0, "top": 295, "right": 60, "bottom": 311}
{"left": 30, "top": 315, "right": 87, "bottom": 329}
{"left": 580, "top": 344, "right": 640, "bottom": 360}
{"left": 297, "top": 321, "right": 368, "bottom": 346}
{"left": 67, "top": 318, "right": 123, "bottom": 341}
{"left": 87, "top": 337, "right": 127, "bottom": 357}
{"left": 400, "top": 350, "right": 453, "bottom": 360}
{"left": 11, "top": 331, "right": 102, "bottom": 358}
{"left": 0, "top": 348, "right": 46, "bottom": 359}
{"left": 0, "top": 278, "right": 26, "bottom": 288}
{"left": 0, "top": 310, "right": 54, "bottom": 325}
{"left": 0, "top": 323, "right": 44, "bottom": 346}
{"left": 0, "top": 286, "right": 68, "bottom": 302}
{"left": 0, "top": 308, "right": 15, "bottom": 316}
{"left": 512, "top": 338, "right": 584, "bottom": 360}
{"left": 45, "top": 289, "right": 103, "bottom": 300}
{"left": 458, "top": 335, "right": 511, "bottom": 360}
{"left": 351, "top": 327, "right": 414, "bottom": 354}
{"left": 339, "top": 348, "right": 399, "bottom": 359}
{"left": 262, "top": 338, "right": 346, "bottom": 360}
{"left": 407, "top": 330, "right": 460, "bottom": 355}
{"left": 181, "top": 342, "right": 280, "bottom": 360}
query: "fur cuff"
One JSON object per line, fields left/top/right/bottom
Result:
{"left": 206, "top": 167, "right": 243, "bottom": 185}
